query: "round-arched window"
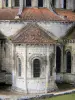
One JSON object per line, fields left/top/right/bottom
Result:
{"left": 15, "top": 0, "right": 19, "bottom": 7}
{"left": 33, "top": 59, "right": 40, "bottom": 78}
{"left": 56, "top": 46, "right": 61, "bottom": 73}
{"left": 18, "top": 58, "right": 21, "bottom": 76}
{"left": 66, "top": 51, "right": 71, "bottom": 73}
{"left": 6, "top": 0, "right": 8, "bottom": 7}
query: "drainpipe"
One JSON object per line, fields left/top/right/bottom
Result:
{"left": 25, "top": 44, "right": 28, "bottom": 93}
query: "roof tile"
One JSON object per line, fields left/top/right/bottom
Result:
{"left": 56, "top": 9, "right": 75, "bottom": 21}
{"left": 0, "top": 8, "right": 75, "bottom": 21}
{"left": 11, "top": 23, "right": 56, "bottom": 44}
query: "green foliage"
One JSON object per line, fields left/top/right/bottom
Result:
{"left": 41, "top": 93, "right": 75, "bottom": 100}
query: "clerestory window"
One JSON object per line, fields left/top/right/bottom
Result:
{"left": 6, "top": 0, "right": 8, "bottom": 7}
{"left": 64, "top": 0, "right": 66, "bottom": 9}
{"left": 26, "top": 0, "right": 31, "bottom": 7}
{"left": 38, "top": 0, "right": 43, "bottom": 7}
{"left": 52, "top": 0, "right": 55, "bottom": 7}
{"left": 15, "top": 0, "right": 19, "bottom": 7}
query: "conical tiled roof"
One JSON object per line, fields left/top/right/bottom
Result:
{"left": 21, "top": 8, "right": 63, "bottom": 21}
{"left": 0, "top": 8, "right": 18, "bottom": 20}
{"left": 56, "top": 9, "right": 75, "bottom": 21}
{"left": 0, "top": 8, "right": 75, "bottom": 21}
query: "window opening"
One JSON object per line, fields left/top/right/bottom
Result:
{"left": 66, "top": 51, "right": 71, "bottom": 73}
{"left": 56, "top": 46, "right": 61, "bottom": 73}
{"left": 38, "top": 0, "right": 43, "bottom": 7}
{"left": 33, "top": 59, "right": 40, "bottom": 78}
{"left": 26, "top": 0, "right": 31, "bottom": 7}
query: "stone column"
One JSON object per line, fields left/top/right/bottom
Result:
{"left": 2, "top": 0, "right": 5, "bottom": 8}
{"left": 18, "top": 0, "right": 23, "bottom": 15}
{"left": 11, "top": 0, "right": 15, "bottom": 7}
{"left": 32, "top": 0, "right": 38, "bottom": 7}
{"left": 0, "top": 0, "right": 2, "bottom": 8}
{"left": 46, "top": 0, "right": 50, "bottom": 8}
{"left": 43, "top": 0, "right": 46, "bottom": 7}
{"left": 8, "top": 0, "right": 12, "bottom": 7}
{"left": 12, "top": 44, "right": 16, "bottom": 89}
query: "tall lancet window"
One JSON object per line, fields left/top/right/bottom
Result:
{"left": 56, "top": 46, "right": 61, "bottom": 73}
{"left": 15, "top": 0, "right": 19, "bottom": 7}
{"left": 52, "top": 0, "right": 55, "bottom": 7}
{"left": 33, "top": 59, "right": 40, "bottom": 78}
{"left": 18, "top": 58, "right": 21, "bottom": 77}
{"left": 6, "top": 0, "right": 8, "bottom": 7}
{"left": 66, "top": 51, "right": 71, "bottom": 73}
{"left": 26, "top": 0, "right": 31, "bottom": 7}
{"left": 64, "top": 0, "right": 66, "bottom": 9}
{"left": 38, "top": 0, "right": 43, "bottom": 7}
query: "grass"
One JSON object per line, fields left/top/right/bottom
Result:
{"left": 40, "top": 82, "right": 75, "bottom": 100}
{"left": 41, "top": 93, "right": 75, "bottom": 100}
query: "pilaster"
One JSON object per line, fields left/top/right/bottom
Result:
{"left": 46, "top": 0, "right": 50, "bottom": 8}
{"left": 43, "top": 0, "right": 46, "bottom": 7}
{"left": 24, "top": 44, "right": 28, "bottom": 93}
{"left": 8, "top": 0, "right": 12, "bottom": 8}
{"left": 12, "top": 44, "right": 16, "bottom": 88}
{"left": 45, "top": 45, "right": 50, "bottom": 93}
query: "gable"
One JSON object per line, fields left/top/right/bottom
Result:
{"left": 11, "top": 23, "right": 56, "bottom": 44}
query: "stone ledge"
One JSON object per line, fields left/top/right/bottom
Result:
{"left": 0, "top": 89, "right": 75, "bottom": 100}
{"left": 18, "top": 89, "right": 75, "bottom": 100}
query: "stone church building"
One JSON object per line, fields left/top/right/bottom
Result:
{"left": 0, "top": 0, "right": 75, "bottom": 93}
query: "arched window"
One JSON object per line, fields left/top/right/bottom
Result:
{"left": 15, "top": 0, "right": 19, "bottom": 7}
{"left": 50, "top": 57, "right": 53, "bottom": 76}
{"left": 6, "top": 0, "right": 8, "bottom": 7}
{"left": 26, "top": 0, "right": 31, "bottom": 7}
{"left": 64, "top": 0, "right": 66, "bottom": 9}
{"left": 66, "top": 51, "right": 71, "bottom": 73}
{"left": 18, "top": 58, "right": 21, "bottom": 76}
{"left": 56, "top": 46, "right": 61, "bottom": 73}
{"left": 33, "top": 59, "right": 40, "bottom": 78}
{"left": 38, "top": 0, "right": 43, "bottom": 7}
